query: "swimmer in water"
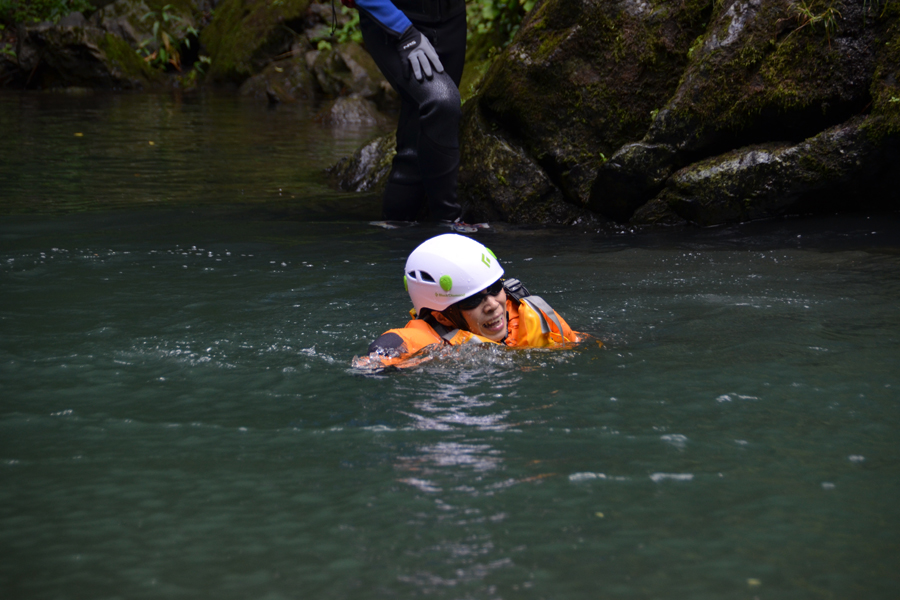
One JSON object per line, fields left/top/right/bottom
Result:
{"left": 363, "top": 233, "right": 583, "bottom": 366}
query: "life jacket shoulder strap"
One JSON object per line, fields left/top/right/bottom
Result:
{"left": 520, "top": 296, "right": 566, "bottom": 337}
{"left": 504, "top": 278, "right": 566, "bottom": 336}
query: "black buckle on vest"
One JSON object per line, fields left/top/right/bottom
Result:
{"left": 502, "top": 278, "right": 530, "bottom": 302}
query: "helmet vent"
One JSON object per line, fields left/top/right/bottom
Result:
{"left": 418, "top": 271, "right": 435, "bottom": 283}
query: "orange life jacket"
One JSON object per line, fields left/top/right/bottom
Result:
{"left": 357, "top": 296, "right": 583, "bottom": 368}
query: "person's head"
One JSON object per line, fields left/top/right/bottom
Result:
{"left": 404, "top": 234, "right": 508, "bottom": 342}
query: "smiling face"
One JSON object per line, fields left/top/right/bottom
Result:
{"left": 460, "top": 288, "right": 508, "bottom": 342}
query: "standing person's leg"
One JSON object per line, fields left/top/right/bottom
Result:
{"left": 360, "top": 12, "right": 466, "bottom": 222}
{"left": 415, "top": 12, "right": 466, "bottom": 222}
{"left": 422, "top": 12, "right": 466, "bottom": 88}
{"left": 383, "top": 100, "right": 425, "bottom": 221}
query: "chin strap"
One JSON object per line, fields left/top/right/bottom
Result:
{"left": 441, "top": 305, "right": 469, "bottom": 332}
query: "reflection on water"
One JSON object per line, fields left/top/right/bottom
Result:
{"left": 2, "top": 92, "right": 900, "bottom": 600}
{"left": 0, "top": 91, "right": 389, "bottom": 217}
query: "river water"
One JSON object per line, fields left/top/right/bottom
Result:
{"left": 2, "top": 92, "right": 899, "bottom": 599}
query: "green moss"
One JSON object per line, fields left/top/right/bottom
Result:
{"left": 97, "top": 32, "right": 159, "bottom": 83}
{"left": 144, "top": 0, "right": 194, "bottom": 16}
{"left": 474, "top": 0, "right": 715, "bottom": 205}
{"left": 862, "top": 8, "right": 900, "bottom": 138}
{"left": 201, "top": 0, "right": 311, "bottom": 83}
{"left": 665, "top": 0, "right": 854, "bottom": 140}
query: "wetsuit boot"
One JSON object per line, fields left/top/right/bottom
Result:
{"left": 382, "top": 102, "right": 426, "bottom": 221}
{"left": 418, "top": 129, "right": 462, "bottom": 222}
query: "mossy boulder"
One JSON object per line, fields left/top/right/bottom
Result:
{"left": 10, "top": 0, "right": 211, "bottom": 89}
{"left": 328, "top": 133, "right": 396, "bottom": 194}
{"left": 200, "top": 0, "right": 312, "bottom": 84}
{"left": 864, "top": 2, "right": 900, "bottom": 139}
{"left": 16, "top": 11, "right": 161, "bottom": 88}
{"left": 315, "top": 95, "right": 393, "bottom": 128}
{"left": 239, "top": 54, "right": 317, "bottom": 103}
{"left": 635, "top": 116, "right": 899, "bottom": 227}
{"left": 590, "top": 0, "right": 893, "bottom": 222}
{"left": 459, "top": 101, "right": 592, "bottom": 225}
{"left": 90, "top": 0, "right": 198, "bottom": 55}
{"left": 472, "top": 0, "right": 713, "bottom": 205}
{"left": 306, "top": 42, "right": 398, "bottom": 110}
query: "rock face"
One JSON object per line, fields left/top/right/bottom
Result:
{"left": 474, "top": 0, "right": 712, "bottom": 209}
{"left": 459, "top": 0, "right": 900, "bottom": 226}
{"left": 328, "top": 134, "right": 396, "bottom": 193}
{"left": 15, "top": 6, "right": 161, "bottom": 89}
{"left": 201, "top": 0, "right": 312, "bottom": 83}
{"left": 635, "top": 117, "right": 899, "bottom": 226}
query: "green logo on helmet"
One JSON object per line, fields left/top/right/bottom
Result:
{"left": 439, "top": 275, "right": 453, "bottom": 291}
{"left": 481, "top": 253, "right": 491, "bottom": 268}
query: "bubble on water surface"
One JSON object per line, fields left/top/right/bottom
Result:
{"left": 650, "top": 473, "right": 694, "bottom": 483}
{"left": 661, "top": 434, "right": 688, "bottom": 449}
{"left": 569, "top": 472, "right": 607, "bottom": 482}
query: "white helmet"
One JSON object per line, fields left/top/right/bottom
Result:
{"left": 404, "top": 234, "right": 504, "bottom": 315}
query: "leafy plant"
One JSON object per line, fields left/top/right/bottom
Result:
{"left": 0, "top": 22, "right": 11, "bottom": 59}
{"left": 137, "top": 4, "right": 198, "bottom": 72}
{"left": 788, "top": 0, "right": 842, "bottom": 41}
{"left": 862, "top": 0, "right": 889, "bottom": 25}
{"left": 193, "top": 54, "right": 211, "bottom": 73}
{"left": 467, "top": 0, "right": 536, "bottom": 46}
{"left": 334, "top": 7, "right": 362, "bottom": 44}
{"left": 309, "top": 0, "right": 533, "bottom": 55}
{"left": 0, "top": 0, "right": 94, "bottom": 26}
{"left": 310, "top": 6, "right": 362, "bottom": 51}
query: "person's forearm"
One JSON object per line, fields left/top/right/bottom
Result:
{"left": 354, "top": 0, "right": 412, "bottom": 37}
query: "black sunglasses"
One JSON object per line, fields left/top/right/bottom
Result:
{"left": 456, "top": 279, "right": 504, "bottom": 310}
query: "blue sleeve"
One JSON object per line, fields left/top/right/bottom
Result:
{"left": 354, "top": 0, "right": 412, "bottom": 37}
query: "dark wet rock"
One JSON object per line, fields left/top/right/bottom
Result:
{"left": 9, "top": 0, "right": 212, "bottom": 89}
{"left": 866, "top": 7, "right": 900, "bottom": 139}
{"left": 0, "top": 56, "right": 18, "bottom": 87}
{"left": 591, "top": 0, "right": 887, "bottom": 221}
{"left": 239, "top": 55, "right": 316, "bottom": 103}
{"left": 328, "top": 133, "right": 396, "bottom": 194}
{"left": 459, "top": 103, "right": 593, "bottom": 225}
{"left": 0, "top": 28, "right": 19, "bottom": 86}
{"left": 589, "top": 142, "right": 677, "bottom": 221}
{"left": 470, "top": 0, "right": 712, "bottom": 210}
{"left": 16, "top": 11, "right": 159, "bottom": 89}
{"left": 315, "top": 94, "right": 392, "bottom": 128}
{"left": 629, "top": 196, "right": 687, "bottom": 227}
{"left": 648, "top": 0, "right": 876, "bottom": 151}
{"left": 306, "top": 42, "right": 398, "bottom": 111}
{"left": 89, "top": 1, "right": 159, "bottom": 49}
{"left": 451, "top": 0, "right": 900, "bottom": 227}
{"left": 639, "top": 116, "right": 900, "bottom": 227}
{"left": 201, "top": 0, "right": 312, "bottom": 83}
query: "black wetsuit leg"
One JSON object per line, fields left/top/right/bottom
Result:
{"left": 359, "top": 11, "right": 466, "bottom": 222}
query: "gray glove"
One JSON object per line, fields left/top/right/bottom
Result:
{"left": 396, "top": 25, "right": 444, "bottom": 82}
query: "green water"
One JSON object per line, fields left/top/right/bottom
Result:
{"left": 2, "top": 92, "right": 899, "bottom": 599}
